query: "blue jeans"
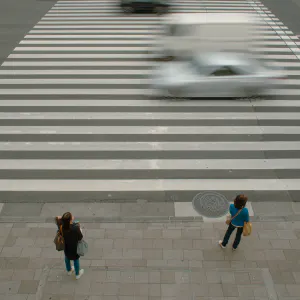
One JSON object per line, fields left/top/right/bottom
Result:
{"left": 221, "top": 223, "right": 243, "bottom": 249}
{"left": 65, "top": 257, "right": 80, "bottom": 276}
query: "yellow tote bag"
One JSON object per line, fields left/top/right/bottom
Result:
{"left": 243, "top": 222, "right": 252, "bottom": 236}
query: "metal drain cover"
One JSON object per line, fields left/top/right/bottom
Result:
{"left": 192, "top": 192, "right": 229, "bottom": 218}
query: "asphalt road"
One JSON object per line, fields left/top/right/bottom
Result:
{"left": 1, "top": 0, "right": 300, "bottom": 64}
{"left": 0, "top": 0, "right": 56, "bottom": 65}
{"left": 260, "top": 0, "right": 300, "bottom": 37}
{"left": 1, "top": 0, "right": 300, "bottom": 203}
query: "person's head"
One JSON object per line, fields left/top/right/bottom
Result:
{"left": 234, "top": 194, "right": 248, "bottom": 209}
{"left": 61, "top": 212, "right": 74, "bottom": 230}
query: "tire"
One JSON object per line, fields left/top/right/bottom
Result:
{"left": 164, "top": 55, "right": 174, "bottom": 61}
{"left": 244, "top": 87, "right": 261, "bottom": 98}
{"left": 151, "top": 55, "right": 173, "bottom": 62}
{"left": 167, "top": 87, "right": 184, "bottom": 98}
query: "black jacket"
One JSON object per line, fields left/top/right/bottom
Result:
{"left": 56, "top": 218, "right": 83, "bottom": 260}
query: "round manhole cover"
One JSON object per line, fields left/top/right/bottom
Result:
{"left": 192, "top": 192, "right": 229, "bottom": 218}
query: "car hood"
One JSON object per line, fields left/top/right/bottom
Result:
{"left": 153, "top": 62, "right": 196, "bottom": 81}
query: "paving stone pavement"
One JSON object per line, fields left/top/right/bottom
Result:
{"left": 1, "top": 220, "right": 300, "bottom": 300}
{"left": 1, "top": 202, "right": 300, "bottom": 223}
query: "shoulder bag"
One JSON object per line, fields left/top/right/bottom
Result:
{"left": 76, "top": 224, "right": 88, "bottom": 256}
{"left": 54, "top": 225, "right": 65, "bottom": 251}
{"left": 77, "top": 240, "right": 88, "bottom": 256}
{"left": 226, "top": 208, "right": 242, "bottom": 225}
{"left": 243, "top": 221, "right": 252, "bottom": 236}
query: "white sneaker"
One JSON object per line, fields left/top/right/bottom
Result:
{"left": 76, "top": 269, "right": 84, "bottom": 280}
{"left": 67, "top": 266, "right": 74, "bottom": 275}
{"left": 218, "top": 240, "right": 226, "bottom": 249}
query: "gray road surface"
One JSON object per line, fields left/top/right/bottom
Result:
{"left": 0, "top": 0, "right": 56, "bottom": 65}
{"left": 260, "top": 0, "right": 300, "bottom": 38}
{"left": 0, "top": 0, "right": 300, "bottom": 203}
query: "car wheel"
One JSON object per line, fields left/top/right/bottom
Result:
{"left": 154, "top": 56, "right": 173, "bottom": 62}
{"left": 164, "top": 55, "right": 174, "bottom": 61}
{"left": 244, "top": 87, "right": 261, "bottom": 98}
{"left": 167, "top": 87, "right": 184, "bottom": 98}
{"left": 122, "top": 5, "right": 134, "bottom": 13}
{"left": 155, "top": 5, "right": 168, "bottom": 15}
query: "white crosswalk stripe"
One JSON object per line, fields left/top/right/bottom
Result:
{"left": 0, "top": 0, "right": 300, "bottom": 205}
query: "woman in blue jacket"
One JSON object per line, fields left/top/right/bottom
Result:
{"left": 219, "top": 194, "right": 249, "bottom": 250}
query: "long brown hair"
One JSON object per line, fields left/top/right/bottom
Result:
{"left": 234, "top": 194, "right": 248, "bottom": 209}
{"left": 62, "top": 212, "right": 72, "bottom": 231}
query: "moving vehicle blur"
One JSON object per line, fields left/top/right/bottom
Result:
{"left": 151, "top": 52, "right": 287, "bottom": 98}
{"left": 153, "top": 13, "right": 259, "bottom": 61}
{"left": 120, "top": 0, "right": 169, "bottom": 14}
{"left": 150, "top": 12, "right": 286, "bottom": 98}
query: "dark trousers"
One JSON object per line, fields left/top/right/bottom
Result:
{"left": 222, "top": 223, "right": 243, "bottom": 249}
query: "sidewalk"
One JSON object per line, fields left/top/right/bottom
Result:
{"left": 1, "top": 201, "right": 300, "bottom": 222}
{"left": 1, "top": 216, "right": 300, "bottom": 300}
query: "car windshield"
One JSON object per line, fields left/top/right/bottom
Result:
{"left": 189, "top": 55, "right": 261, "bottom": 76}
{"left": 210, "top": 66, "right": 240, "bottom": 76}
{"left": 188, "top": 56, "right": 225, "bottom": 76}
{"left": 188, "top": 57, "right": 207, "bottom": 74}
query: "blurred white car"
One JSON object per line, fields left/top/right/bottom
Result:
{"left": 154, "top": 13, "right": 259, "bottom": 61}
{"left": 151, "top": 52, "right": 286, "bottom": 98}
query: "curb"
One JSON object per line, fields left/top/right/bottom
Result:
{"left": 0, "top": 216, "right": 203, "bottom": 223}
{"left": 1, "top": 214, "right": 300, "bottom": 223}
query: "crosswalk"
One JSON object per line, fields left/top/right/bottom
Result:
{"left": 1, "top": 0, "right": 300, "bottom": 203}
